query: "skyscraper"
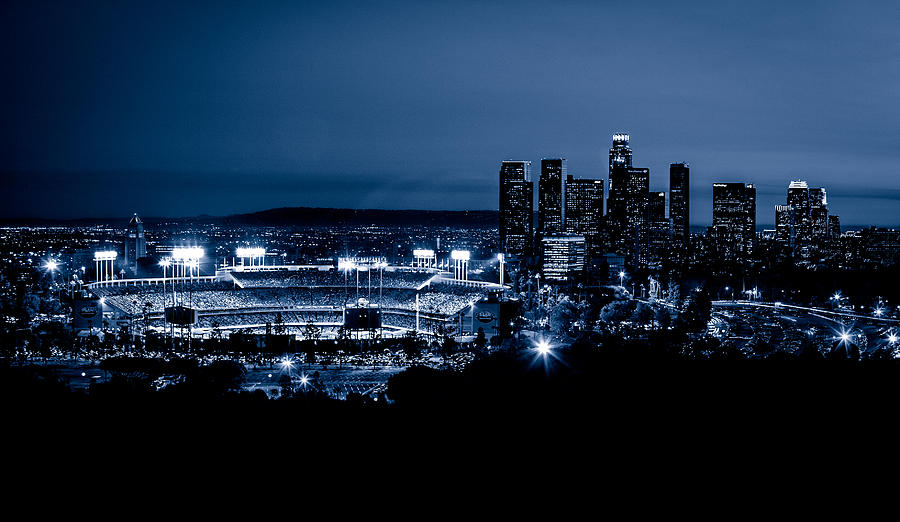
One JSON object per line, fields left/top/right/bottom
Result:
{"left": 775, "top": 204, "right": 793, "bottom": 249}
{"left": 648, "top": 191, "right": 671, "bottom": 264}
{"left": 606, "top": 134, "right": 632, "bottom": 249}
{"left": 565, "top": 175, "right": 604, "bottom": 259}
{"left": 625, "top": 167, "right": 650, "bottom": 267}
{"left": 787, "top": 181, "right": 812, "bottom": 247}
{"left": 828, "top": 214, "right": 841, "bottom": 239}
{"left": 606, "top": 133, "right": 649, "bottom": 267}
{"left": 538, "top": 158, "right": 566, "bottom": 234}
{"left": 499, "top": 161, "right": 534, "bottom": 256}
{"left": 711, "top": 183, "right": 756, "bottom": 260}
{"left": 809, "top": 187, "right": 828, "bottom": 240}
{"left": 669, "top": 163, "right": 690, "bottom": 249}
{"left": 776, "top": 181, "right": 831, "bottom": 257}
{"left": 124, "top": 213, "right": 146, "bottom": 273}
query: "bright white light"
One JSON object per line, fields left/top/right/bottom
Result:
{"left": 832, "top": 292, "right": 841, "bottom": 301}
{"left": 236, "top": 247, "right": 266, "bottom": 258}
{"left": 535, "top": 340, "right": 552, "bottom": 356}
{"left": 280, "top": 358, "right": 294, "bottom": 369}
{"left": 888, "top": 334, "right": 898, "bottom": 344}
{"left": 172, "top": 247, "right": 204, "bottom": 261}
{"left": 497, "top": 253, "right": 504, "bottom": 262}
{"left": 300, "top": 376, "right": 309, "bottom": 385}
{"left": 45, "top": 260, "right": 59, "bottom": 271}
{"left": 840, "top": 332, "right": 850, "bottom": 342}
{"left": 338, "top": 260, "right": 355, "bottom": 270}
{"left": 874, "top": 308, "right": 883, "bottom": 316}
{"left": 619, "top": 271, "right": 625, "bottom": 278}
{"left": 94, "top": 250, "right": 118, "bottom": 261}
{"left": 451, "top": 250, "right": 470, "bottom": 261}
{"left": 413, "top": 249, "right": 435, "bottom": 257}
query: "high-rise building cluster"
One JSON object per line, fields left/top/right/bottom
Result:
{"left": 499, "top": 133, "right": 694, "bottom": 282}
{"left": 773, "top": 181, "right": 839, "bottom": 258}
{"left": 498, "top": 133, "right": 846, "bottom": 283}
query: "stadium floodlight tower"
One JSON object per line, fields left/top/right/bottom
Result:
{"left": 94, "top": 251, "right": 118, "bottom": 283}
{"left": 497, "top": 253, "right": 505, "bottom": 285}
{"left": 171, "top": 247, "right": 204, "bottom": 279}
{"left": 451, "top": 250, "right": 470, "bottom": 281}
{"left": 413, "top": 249, "right": 436, "bottom": 268}
{"left": 236, "top": 247, "right": 266, "bottom": 269}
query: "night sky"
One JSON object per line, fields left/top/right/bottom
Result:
{"left": 2, "top": 0, "right": 899, "bottom": 225}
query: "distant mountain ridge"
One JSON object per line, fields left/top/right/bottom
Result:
{"left": 221, "top": 207, "right": 499, "bottom": 227}
{"left": 0, "top": 207, "right": 500, "bottom": 228}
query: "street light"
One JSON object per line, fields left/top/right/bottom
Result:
{"left": 619, "top": 271, "right": 625, "bottom": 287}
{"left": 535, "top": 339, "right": 552, "bottom": 356}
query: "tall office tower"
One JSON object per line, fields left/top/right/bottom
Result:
{"left": 809, "top": 187, "right": 828, "bottom": 240}
{"left": 606, "top": 133, "right": 649, "bottom": 266}
{"left": 711, "top": 183, "right": 756, "bottom": 260}
{"left": 669, "top": 163, "right": 690, "bottom": 249}
{"left": 775, "top": 205, "right": 793, "bottom": 249}
{"left": 648, "top": 191, "right": 671, "bottom": 264}
{"left": 625, "top": 167, "right": 650, "bottom": 267}
{"left": 538, "top": 158, "right": 566, "bottom": 234}
{"left": 606, "top": 134, "right": 631, "bottom": 250}
{"left": 609, "top": 133, "right": 632, "bottom": 171}
{"left": 124, "top": 213, "right": 146, "bottom": 273}
{"left": 786, "top": 181, "right": 812, "bottom": 246}
{"left": 565, "top": 175, "right": 604, "bottom": 259}
{"left": 499, "top": 161, "right": 534, "bottom": 256}
{"left": 828, "top": 214, "right": 841, "bottom": 239}
{"left": 541, "top": 234, "right": 586, "bottom": 282}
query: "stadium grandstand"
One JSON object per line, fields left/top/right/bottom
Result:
{"left": 85, "top": 264, "right": 500, "bottom": 339}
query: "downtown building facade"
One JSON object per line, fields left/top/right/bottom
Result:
{"left": 710, "top": 183, "right": 756, "bottom": 260}
{"left": 538, "top": 158, "right": 567, "bottom": 234}
{"left": 774, "top": 180, "right": 837, "bottom": 257}
{"left": 648, "top": 191, "right": 671, "bottom": 265}
{"left": 606, "top": 134, "right": 651, "bottom": 268}
{"left": 565, "top": 175, "right": 604, "bottom": 261}
{"left": 499, "top": 161, "right": 534, "bottom": 257}
{"left": 541, "top": 234, "right": 586, "bottom": 282}
{"left": 669, "top": 163, "right": 690, "bottom": 250}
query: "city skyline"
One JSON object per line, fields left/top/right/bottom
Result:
{"left": 3, "top": 1, "right": 900, "bottom": 225}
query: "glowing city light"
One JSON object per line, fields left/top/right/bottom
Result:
{"left": 888, "top": 333, "right": 898, "bottom": 345}
{"left": 159, "top": 259, "right": 171, "bottom": 267}
{"left": 236, "top": 247, "right": 266, "bottom": 258}
{"left": 413, "top": 249, "right": 435, "bottom": 257}
{"left": 171, "top": 247, "right": 204, "bottom": 261}
{"left": 45, "top": 260, "right": 58, "bottom": 271}
{"left": 450, "top": 250, "right": 470, "bottom": 261}
{"left": 280, "top": 358, "right": 294, "bottom": 370}
{"left": 535, "top": 339, "right": 552, "bottom": 356}
{"left": 94, "top": 250, "right": 118, "bottom": 261}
